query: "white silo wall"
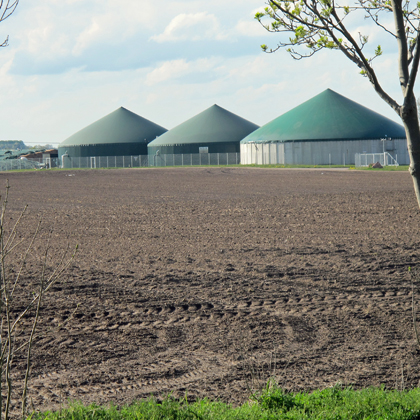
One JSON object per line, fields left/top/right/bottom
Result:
{"left": 241, "top": 139, "right": 409, "bottom": 165}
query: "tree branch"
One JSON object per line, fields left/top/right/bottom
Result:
{"left": 406, "top": 32, "right": 420, "bottom": 99}
{"left": 0, "top": 1, "right": 18, "bottom": 22}
{"left": 264, "top": 0, "right": 402, "bottom": 114}
{"left": 391, "top": 0, "right": 410, "bottom": 92}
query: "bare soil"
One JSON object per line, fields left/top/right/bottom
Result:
{"left": 2, "top": 167, "right": 420, "bottom": 412}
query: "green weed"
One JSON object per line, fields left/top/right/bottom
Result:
{"left": 34, "top": 383, "right": 420, "bottom": 420}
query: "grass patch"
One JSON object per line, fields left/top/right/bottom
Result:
{"left": 353, "top": 165, "right": 409, "bottom": 171}
{"left": 244, "top": 164, "right": 350, "bottom": 169}
{"left": 34, "top": 384, "right": 420, "bottom": 420}
{"left": 244, "top": 164, "right": 410, "bottom": 171}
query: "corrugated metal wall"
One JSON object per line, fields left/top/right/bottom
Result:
{"left": 147, "top": 142, "right": 240, "bottom": 156}
{"left": 58, "top": 142, "right": 148, "bottom": 158}
{"left": 240, "top": 139, "right": 409, "bottom": 165}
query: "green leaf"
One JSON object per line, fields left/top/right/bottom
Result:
{"left": 292, "top": 6, "right": 301, "bottom": 15}
{"left": 294, "top": 25, "right": 307, "bottom": 39}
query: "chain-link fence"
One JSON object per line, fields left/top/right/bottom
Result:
{"left": 355, "top": 152, "right": 399, "bottom": 167}
{"left": 1, "top": 152, "right": 241, "bottom": 171}
{"left": 62, "top": 155, "right": 150, "bottom": 169}
{"left": 62, "top": 153, "right": 240, "bottom": 169}
{"left": 0, "top": 157, "right": 60, "bottom": 171}
{"left": 150, "top": 152, "right": 240, "bottom": 167}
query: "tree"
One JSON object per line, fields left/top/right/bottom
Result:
{"left": 0, "top": 1, "right": 18, "bottom": 47}
{"left": 256, "top": 0, "right": 420, "bottom": 206}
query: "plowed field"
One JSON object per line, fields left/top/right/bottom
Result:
{"left": 2, "top": 167, "right": 420, "bottom": 413}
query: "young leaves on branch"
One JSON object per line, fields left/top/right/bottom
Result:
{"left": 255, "top": 0, "right": 420, "bottom": 113}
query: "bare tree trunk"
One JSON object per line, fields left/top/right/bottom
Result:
{"left": 401, "top": 94, "right": 420, "bottom": 209}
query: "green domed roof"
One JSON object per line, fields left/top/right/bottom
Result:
{"left": 59, "top": 107, "right": 167, "bottom": 147}
{"left": 148, "top": 104, "right": 259, "bottom": 147}
{"left": 241, "top": 89, "right": 406, "bottom": 143}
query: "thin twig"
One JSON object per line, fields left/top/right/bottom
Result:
{"left": 412, "top": 273, "right": 420, "bottom": 348}
{"left": 21, "top": 244, "right": 47, "bottom": 417}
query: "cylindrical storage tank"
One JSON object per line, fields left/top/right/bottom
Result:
{"left": 240, "top": 89, "right": 407, "bottom": 166}
{"left": 58, "top": 107, "right": 167, "bottom": 167}
{"left": 147, "top": 104, "right": 259, "bottom": 165}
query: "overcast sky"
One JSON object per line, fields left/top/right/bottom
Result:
{"left": 0, "top": 0, "right": 411, "bottom": 147}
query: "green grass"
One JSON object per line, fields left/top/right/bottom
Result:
{"left": 352, "top": 165, "right": 409, "bottom": 171}
{"left": 244, "top": 163, "right": 350, "bottom": 169}
{"left": 33, "top": 384, "right": 420, "bottom": 420}
{"left": 244, "top": 164, "right": 410, "bottom": 171}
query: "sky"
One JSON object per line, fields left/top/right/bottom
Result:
{"left": 0, "top": 0, "right": 413, "bottom": 147}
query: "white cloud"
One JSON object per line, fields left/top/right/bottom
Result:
{"left": 151, "top": 12, "right": 228, "bottom": 42}
{"left": 4, "top": 1, "right": 268, "bottom": 75}
{"left": 146, "top": 59, "right": 191, "bottom": 85}
{"left": 146, "top": 57, "right": 221, "bottom": 85}
{"left": 13, "top": 6, "right": 74, "bottom": 61}
{"left": 235, "top": 20, "right": 268, "bottom": 37}
{"left": 73, "top": 1, "right": 157, "bottom": 55}
{"left": 8, "top": 0, "right": 159, "bottom": 62}
{"left": 234, "top": 6, "right": 267, "bottom": 37}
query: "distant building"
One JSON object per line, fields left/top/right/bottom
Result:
{"left": 20, "top": 149, "right": 58, "bottom": 160}
{"left": 0, "top": 147, "right": 58, "bottom": 170}
{"left": 240, "top": 89, "right": 408, "bottom": 166}
{"left": 19, "top": 149, "right": 58, "bottom": 168}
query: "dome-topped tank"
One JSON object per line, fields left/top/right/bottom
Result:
{"left": 148, "top": 104, "right": 259, "bottom": 155}
{"left": 58, "top": 107, "right": 167, "bottom": 158}
{"left": 241, "top": 89, "right": 405, "bottom": 143}
{"left": 240, "top": 89, "right": 407, "bottom": 166}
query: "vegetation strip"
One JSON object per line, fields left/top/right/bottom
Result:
{"left": 35, "top": 385, "right": 420, "bottom": 420}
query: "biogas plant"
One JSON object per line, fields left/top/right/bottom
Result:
{"left": 55, "top": 89, "right": 409, "bottom": 168}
